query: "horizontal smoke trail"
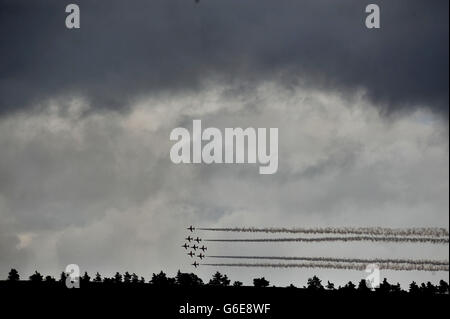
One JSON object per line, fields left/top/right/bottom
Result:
{"left": 205, "top": 236, "right": 449, "bottom": 244}
{"left": 207, "top": 255, "right": 450, "bottom": 266}
{"left": 199, "top": 227, "right": 449, "bottom": 238}
{"left": 202, "top": 262, "right": 449, "bottom": 272}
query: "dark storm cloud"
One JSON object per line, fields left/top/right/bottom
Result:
{"left": 0, "top": 0, "right": 448, "bottom": 116}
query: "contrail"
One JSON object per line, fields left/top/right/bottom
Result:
{"left": 207, "top": 255, "right": 450, "bottom": 266}
{"left": 202, "top": 262, "right": 449, "bottom": 272}
{"left": 205, "top": 236, "right": 449, "bottom": 244}
{"left": 198, "top": 227, "right": 449, "bottom": 237}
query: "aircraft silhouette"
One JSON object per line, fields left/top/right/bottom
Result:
{"left": 197, "top": 253, "right": 205, "bottom": 259}
{"left": 200, "top": 246, "right": 207, "bottom": 252}
{"left": 191, "top": 245, "right": 198, "bottom": 250}
{"left": 185, "top": 236, "right": 193, "bottom": 242}
{"left": 192, "top": 261, "right": 199, "bottom": 268}
{"left": 195, "top": 237, "right": 201, "bottom": 243}
{"left": 187, "top": 251, "right": 195, "bottom": 258}
{"left": 187, "top": 226, "right": 195, "bottom": 232}
{"left": 182, "top": 243, "right": 189, "bottom": 250}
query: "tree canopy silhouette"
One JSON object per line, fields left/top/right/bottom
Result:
{"left": 326, "top": 281, "right": 335, "bottom": 290}
{"left": 7, "top": 268, "right": 19, "bottom": 281}
{"left": 209, "top": 272, "right": 231, "bottom": 287}
{"left": 176, "top": 271, "right": 203, "bottom": 287}
{"left": 357, "top": 279, "right": 371, "bottom": 293}
{"left": 1, "top": 268, "right": 448, "bottom": 296}
{"left": 29, "top": 271, "right": 43, "bottom": 282}
{"left": 306, "top": 275, "right": 324, "bottom": 291}
{"left": 253, "top": 277, "right": 270, "bottom": 288}
{"left": 438, "top": 280, "right": 449, "bottom": 294}
{"left": 151, "top": 271, "right": 175, "bottom": 286}
{"left": 94, "top": 272, "right": 102, "bottom": 282}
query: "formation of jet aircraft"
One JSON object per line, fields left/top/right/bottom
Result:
{"left": 183, "top": 226, "right": 207, "bottom": 267}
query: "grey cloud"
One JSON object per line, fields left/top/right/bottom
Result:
{"left": 0, "top": 0, "right": 448, "bottom": 116}
{"left": 0, "top": 85, "right": 447, "bottom": 286}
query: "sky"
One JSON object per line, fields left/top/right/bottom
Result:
{"left": 0, "top": 0, "right": 448, "bottom": 287}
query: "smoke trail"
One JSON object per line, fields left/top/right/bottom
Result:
{"left": 207, "top": 255, "right": 450, "bottom": 266}
{"left": 202, "top": 262, "right": 449, "bottom": 272}
{"left": 199, "top": 227, "right": 449, "bottom": 238}
{"left": 205, "top": 236, "right": 449, "bottom": 244}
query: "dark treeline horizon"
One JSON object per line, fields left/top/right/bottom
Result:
{"left": 2, "top": 268, "right": 449, "bottom": 296}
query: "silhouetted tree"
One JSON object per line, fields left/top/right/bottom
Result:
{"left": 438, "top": 280, "right": 449, "bottom": 294}
{"left": 151, "top": 271, "right": 175, "bottom": 286}
{"left": 420, "top": 282, "right": 427, "bottom": 293}
{"left": 209, "top": 272, "right": 231, "bottom": 286}
{"left": 391, "top": 282, "right": 402, "bottom": 294}
{"left": 80, "top": 271, "right": 91, "bottom": 284}
{"left": 409, "top": 281, "right": 420, "bottom": 294}
{"left": 306, "top": 276, "right": 324, "bottom": 291}
{"left": 342, "top": 281, "right": 356, "bottom": 292}
{"left": 417, "top": 282, "right": 436, "bottom": 295}
{"left": 29, "top": 271, "right": 43, "bottom": 282}
{"left": 426, "top": 282, "right": 438, "bottom": 295}
{"left": 123, "top": 272, "right": 132, "bottom": 283}
{"left": 357, "top": 279, "right": 371, "bottom": 293}
{"left": 131, "top": 273, "right": 139, "bottom": 284}
{"left": 376, "top": 278, "right": 392, "bottom": 295}
{"left": 326, "top": 281, "right": 335, "bottom": 290}
{"left": 113, "top": 272, "right": 123, "bottom": 283}
{"left": 139, "top": 276, "right": 146, "bottom": 284}
{"left": 253, "top": 277, "right": 270, "bottom": 288}
{"left": 7, "top": 269, "right": 20, "bottom": 281}
{"left": 176, "top": 271, "right": 203, "bottom": 286}
{"left": 45, "top": 275, "right": 56, "bottom": 282}
{"left": 59, "top": 272, "right": 67, "bottom": 283}
{"left": 93, "top": 272, "right": 102, "bottom": 282}
{"left": 233, "top": 281, "right": 243, "bottom": 287}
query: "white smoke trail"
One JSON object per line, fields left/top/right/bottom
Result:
{"left": 205, "top": 236, "right": 449, "bottom": 244}
{"left": 199, "top": 227, "right": 449, "bottom": 238}
{"left": 201, "top": 262, "right": 449, "bottom": 272}
{"left": 207, "top": 255, "right": 449, "bottom": 266}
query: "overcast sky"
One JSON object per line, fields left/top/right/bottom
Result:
{"left": 0, "top": 0, "right": 448, "bottom": 286}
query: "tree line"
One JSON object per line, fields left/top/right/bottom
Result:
{"left": 3, "top": 268, "right": 449, "bottom": 295}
